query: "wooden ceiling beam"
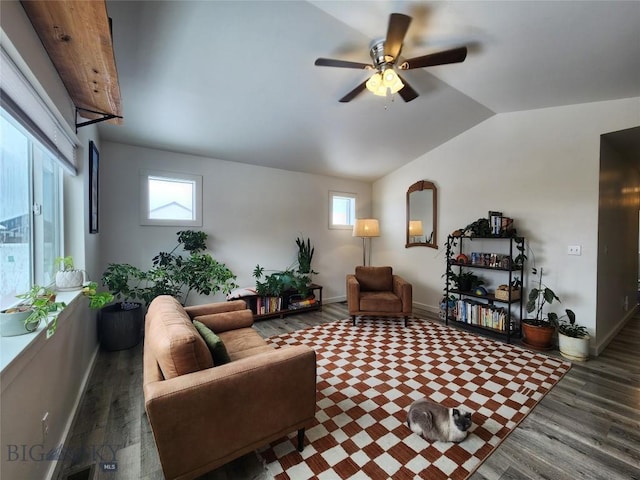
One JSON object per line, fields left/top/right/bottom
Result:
{"left": 21, "top": 0, "right": 123, "bottom": 125}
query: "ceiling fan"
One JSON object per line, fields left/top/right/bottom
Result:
{"left": 314, "top": 13, "right": 467, "bottom": 103}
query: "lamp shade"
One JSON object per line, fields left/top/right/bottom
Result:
{"left": 353, "top": 219, "right": 380, "bottom": 237}
{"left": 409, "top": 220, "right": 424, "bottom": 236}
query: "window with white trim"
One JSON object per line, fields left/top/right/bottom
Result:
{"left": 329, "top": 191, "right": 357, "bottom": 229}
{"left": 140, "top": 170, "right": 203, "bottom": 226}
{"left": 0, "top": 108, "right": 63, "bottom": 311}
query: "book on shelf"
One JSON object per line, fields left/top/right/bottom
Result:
{"left": 452, "top": 299, "right": 508, "bottom": 331}
{"left": 256, "top": 296, "right": 282, "bottom": 315}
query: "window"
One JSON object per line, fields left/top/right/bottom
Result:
{"left": 140, "top": 170, "right": 202, "bottom": 226}
{"left": 329, "top": 191, "right": 357, "bottom": 229}
{"left": 0, "top": 108, "right": 63, "bottom": 311}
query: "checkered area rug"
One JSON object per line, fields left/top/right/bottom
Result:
{"left": 258, "top": 317, "right": 571, "bottom": 480}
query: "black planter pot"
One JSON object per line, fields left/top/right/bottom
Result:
{"left": 98, "top": 303, "right": 144, "bottom": 351}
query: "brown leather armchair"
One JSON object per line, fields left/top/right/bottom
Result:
{"left": 347, "top": 266, "right": 413, "bottom": 326}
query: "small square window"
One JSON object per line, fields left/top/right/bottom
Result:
{"left": 329, "top": 191, "right": 356, "bottom": 230}
{"left": 140, "top": 170, "right": 202, "bottom": 226}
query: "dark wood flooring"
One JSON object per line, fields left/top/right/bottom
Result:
{"left": 53, "top": 303, "right": 640, "bottom": 480}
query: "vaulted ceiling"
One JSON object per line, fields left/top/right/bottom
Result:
{"left": 97, "top": 1, "right": 640, "bottom": 182}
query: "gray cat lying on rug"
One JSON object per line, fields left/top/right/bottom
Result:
{"left": 407, "top": 398, "right": 472, "bottom": 442}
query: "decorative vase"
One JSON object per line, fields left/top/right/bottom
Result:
{"left": 558, "top": 332, "right": 590, "bottom": 361}
{"left": 98, "top": 303, "right": 144, "bottom": 351}
{"left": 55, "top": 270, "right": 86, "bottom": 290}
{"left": 522, "top": 322, "right": 555, "bottom": 350}
{"left": 0, "top": 308, "right": 38, "bottom": 337}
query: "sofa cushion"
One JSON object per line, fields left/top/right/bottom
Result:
{"left": 146, "top": 296, "right": 213, "bottom": 379}
{"left": 193, "top": 320, "right": 231, "bottom": 365}
{"left": 217, "top": 328, "right": 273, "bottom": 361}
{"left": 355, "top": 266, "right": 393, "bottom": 292}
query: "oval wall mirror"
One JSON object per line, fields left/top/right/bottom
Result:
{"left": 406, "top": 180, "right": 438, "bottom": 249}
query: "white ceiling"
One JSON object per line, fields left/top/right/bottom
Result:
{"left": 98, "top": 1, "right": 640, "bottom": 182}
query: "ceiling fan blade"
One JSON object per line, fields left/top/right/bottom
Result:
{"left": 397, "top": 74, "right": 419, "bottom": 102}
{"left": 315, "top": 58, "right": 372, "bottom": 69}
{"left": 400, "top": 46, "right": 467, "bottom": 70}
{"left": 339, "top": 80, "right": 368, "bottom": 103}
{"left": 385, "top": 13, "right": 412, "bottom": 60}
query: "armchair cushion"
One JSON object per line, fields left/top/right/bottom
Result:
{"left": 359, "top": 291, "right": 403, "bottom": 312}
{"left": 193, "top": 320, "right": 231, "bottom": 366}
{"left": 355, "top": 266, "right": 393, "bottom": 291}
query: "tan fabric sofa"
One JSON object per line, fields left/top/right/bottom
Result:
{"left": 347, "top": 266, "right": 413, "bottom": 326}
{"left": 143, "top": 295, "right": 316, "bottom": 480}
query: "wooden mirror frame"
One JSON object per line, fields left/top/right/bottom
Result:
{"left": 406, "top": 180, "right": 438, "bottom": 249}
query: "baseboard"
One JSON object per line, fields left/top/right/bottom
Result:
{"left": 46, "top": 343, "right": 101, "bottom": 480}
{"left": 593, "top": 304, "right": 639, "bottom": 356}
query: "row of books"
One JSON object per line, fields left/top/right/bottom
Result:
{"left": 288, "top": 297, "right": 317, "bottom": 310}
{"left": 256, "top": 296, "right": 282, "bottom": 315}
{"left": 451, "top": 299, "right": 508, "bottom": 331}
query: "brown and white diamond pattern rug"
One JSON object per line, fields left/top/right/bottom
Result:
{"left": 259, "top": 318, "right": 571, "bottom": 480}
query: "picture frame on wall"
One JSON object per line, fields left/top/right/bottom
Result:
{"left": 89, "top": 141, "right": 99, "bottom": 234}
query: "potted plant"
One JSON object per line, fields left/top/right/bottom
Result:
{"left": 450, "top": 270, "right": 484, "bottom": 292}
{"left": 253, "top": 236, "right": 318, "bottom": 300}
{"left": 0, "top": 285, "right": 66, "bottom": 337}
{"left": 99, "top": 230, "right": 237, "bottom": 351}
{"left": 54, "top": 256, "right": 86, "bottom": 290}
{"left": 557, "top": 315, "right": 589, "bottom": 361}
{"left": 523, "top": 267, "right": 575, "bottom": 350}
{"left": 295, "top": 236, "right": 317, "bottom": 276}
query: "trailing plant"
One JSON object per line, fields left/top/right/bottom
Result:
{"left": 525, "top": 267, "right": 575, "bottom": 328}
{"left": 15, "top": 285, "right": 66, "bottom": 336}
{"left": 102, "top": 230, "right": 237, "bottom": 307}
{"left": 82, "top": 282, "right": 114, "bottom": 309}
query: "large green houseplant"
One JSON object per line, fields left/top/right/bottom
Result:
{"left": 102, "top": 230, "right": 238, "bottom": 306}
{"left": 522, "top": 267, "right": 575, "bottom": 350}
{"left": 99, "top": 230, "right": 237, "bottom": 351}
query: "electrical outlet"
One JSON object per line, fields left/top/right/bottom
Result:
{"left": 568, "top": 245, "right": 582, "bottom": 256}
{"left": 42, "top": 412, "right": 49, "bottom": 443}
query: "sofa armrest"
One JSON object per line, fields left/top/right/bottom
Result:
{"left": 346, "top": 274, "right": 360, "bottom": 313}
{"left": 393, "top": 275, "right": 413, "bottom": 312}
{"left": 144, "top": 346, "right": 316, "bottom": 478}
{"left": 184, "top": 300, "right": 247, "bottom": 318}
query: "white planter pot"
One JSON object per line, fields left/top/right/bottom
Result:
{"left": 55, "top": 270, "right": 85, "bottom": 290}
{"left": 0, "top": 308, "right": 38, "bottom": 337}
{"left": 558, "top": 332, "right": 590, "bottom": 361}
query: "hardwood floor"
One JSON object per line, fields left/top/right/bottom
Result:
{"left": 53, "top": 303, "right": 640, "bottom": 480}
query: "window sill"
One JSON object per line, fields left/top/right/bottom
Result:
{"left": 0, "top": 289, "right": 84, "bottom": 374}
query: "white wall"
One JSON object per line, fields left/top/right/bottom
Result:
{"left": 99, "top": 142, "right": 372, "bottom": 305}
{"left": 373, "top": 98, "right": 640, "bottom": 351}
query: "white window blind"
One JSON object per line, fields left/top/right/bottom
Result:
{"left": 0, "top": 44, "right": 78, "bottom": 175}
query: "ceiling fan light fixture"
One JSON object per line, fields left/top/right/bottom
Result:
{"left": 382, "top": 67, "right": 404, "bottom": 94}
{"left": 365, "top": 72, "right": 387, "bottom": 96}
{"left": 366, "top": 68, "right": 404, "bottom": 97}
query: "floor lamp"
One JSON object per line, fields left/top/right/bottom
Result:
{"left": 353, "top": 219, "right": 380, "bottom": 266}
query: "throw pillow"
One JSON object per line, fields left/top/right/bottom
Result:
{"left": 193, "top": 320, "right": 231, "bottom": 365}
